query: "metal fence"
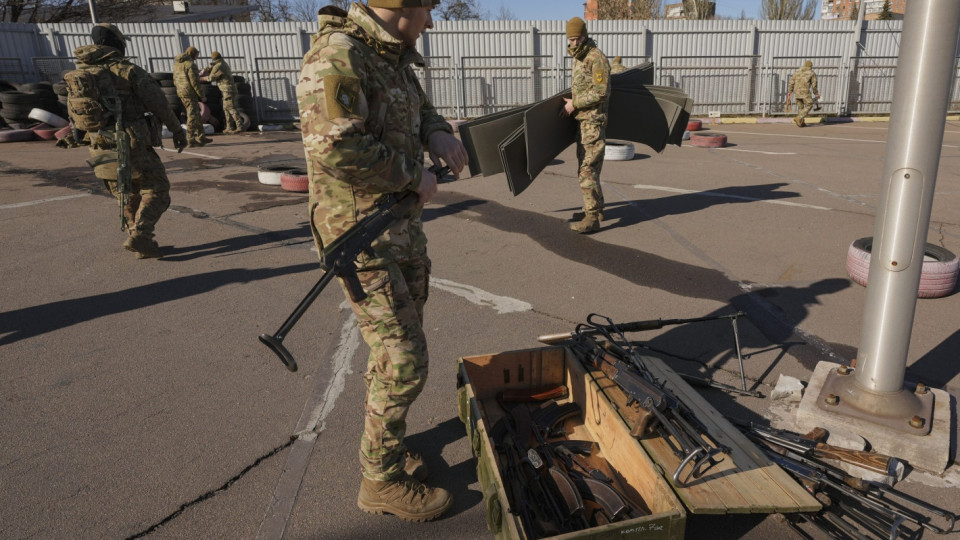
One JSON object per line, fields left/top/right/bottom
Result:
{"left": 3, "top": 19, "right": 960, "bottom": 121}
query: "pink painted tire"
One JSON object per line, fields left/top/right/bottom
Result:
{"left": 0, "top": 129, "right": 36, "bottom": 143}
{"left": 199, "top": 101, "right": 211, "bottom": 122}
{"left": 846, "top": 236, "right": 959, "bottom": 298}
{"left": 55, "top": 125, "right": 73, "bottom": 140}
{"left": 280, "top": 169, "right": 309, "bottom": 193}
{"left": 686, "top": 119, "right": 702, "bottom": 132}
{"left": 690, "top": 132, "right": 727, "bottom": 148}
{"left": 32, "top": 123, "right": 59, "bottom": 140}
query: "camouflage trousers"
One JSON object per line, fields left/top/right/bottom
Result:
{"left": 341, "top": 259, "right": 431, "bottom": 481}
{"left": 91, "top": 136, "right": 171, "bottom": 239}
{"left": 794, "top": 96, "right": 814, "bottom": 124}
{"left": 576, "top": 120, "right": 606, "bottom": 216}
{"left": 219, "top": 85, "right": 244, "bottom": 132}
{"left": 179, "top": 95, "right": 203, "bottom": 141}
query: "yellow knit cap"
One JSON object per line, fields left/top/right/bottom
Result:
{"left": 211, "top": 51, "right": 222, "bottom": 60}
{"left": 804, "top": 60, "right": 813, "bottom": 68}
{"left": 185, "top": 46, "right": 199, "bottom": 57}
{"left": 566, "top": 17, "right": 587, "bottom": 39}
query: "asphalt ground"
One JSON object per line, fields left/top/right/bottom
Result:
{"left": 1, "top": 120, "right": 959, "bottom": 540}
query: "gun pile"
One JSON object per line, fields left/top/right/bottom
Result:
{"left": 737, "top": 423, "right": 956, "bottom": 539}
{"left": 489, "top": 387, "right": 649, "bottom": 538}
{"left": 558, "top": 314, "right": 731, "bottom": 486}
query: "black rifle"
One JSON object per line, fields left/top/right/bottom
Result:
{"left": 729, "top": 419, "right": 900, "bottom": 478}
{"left": 750, "top": 435, "right": 956, "bottom": 538}
{"left": 566, "top": 315, "right": 731, "bottom": 486}
{"left": 259, "top": 165, "right": 448, "bottom": 371}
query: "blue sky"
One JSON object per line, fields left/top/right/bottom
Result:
{"left": 478, "top": 0, "right": 771, "bottom": 20}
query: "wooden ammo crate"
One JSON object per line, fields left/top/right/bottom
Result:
{"left": 457, "top": 346, "right": 686, "bottom": 540}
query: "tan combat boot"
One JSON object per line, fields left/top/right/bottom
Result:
{"left": 571, "top": 210, "right": 604, "bottom": 222}
{"left": 199, "top": 134, "right": 213, "bottom": 145}
{"left": 123, "top": 235, "right": 162, "bottom": 259}
{"left": 357, "top": 474, "right": 452, "bottom": 522}
{"left": 570, "top": 214, "right": 600, "bottom": 234}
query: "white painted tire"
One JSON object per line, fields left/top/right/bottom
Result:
{"left": 258, "top": 163, "right": 300, "bottom": 185}
{"left": 846, "top": 236, "right": 959, "bottom": 299}
{"left": 604, "top": 140, "right": 635, "bottom": 161}
{"left": 27, "top": 108, "right": 69, "bottom": 128}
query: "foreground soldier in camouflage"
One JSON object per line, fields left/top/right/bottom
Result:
{"left": 174, "top": 45, "right": 210, "bottom": 146}
{"left": 206, "top": 51, "right": 245, "bottom": 133}
{"left": 69, "top": 23, "right": 187, "bottom": 259}
{"left": 561, "top": 17, "right": 610, "bottom": 234}
{"left": 296, "top": 1, "right": 466, "bottom": 523}
{"left": 788, "top": 60, "right": 820, "bottom": 127}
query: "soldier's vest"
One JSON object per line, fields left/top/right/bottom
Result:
{"left": 63, "top": 64, "right": 120, "bottom": 132}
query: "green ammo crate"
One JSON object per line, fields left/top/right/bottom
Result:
{"left": 457, "top": 346, "right": 686, "bottom": 540}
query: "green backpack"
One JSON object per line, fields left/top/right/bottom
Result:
{"left": 63, "top": 65, "right": 119, "bottom": 132}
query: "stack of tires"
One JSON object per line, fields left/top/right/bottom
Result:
{"left": 1, "top": 82, "right": 62, "bottom": 129}
{"left": 151, "top": 72, "right": 185, "bottom": 120}
{"left": 235, "top": 75, "right": 256, "bottom": 130}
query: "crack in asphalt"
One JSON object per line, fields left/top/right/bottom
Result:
{"left": 125, "top": 438, "right": 294, "bottom": 539}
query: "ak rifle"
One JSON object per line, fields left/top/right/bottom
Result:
{"left": 565, "top": 314, "right": 731, "bottom": 485}
{"left": 259, "top": 165, "right": 448, "bottom": 371}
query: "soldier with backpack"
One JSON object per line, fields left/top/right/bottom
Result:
{"left": 174, "top": 45, "right": 210, "bottom": 146}
{"left": 65, "top": 23, "right": 188, "bottom": 259}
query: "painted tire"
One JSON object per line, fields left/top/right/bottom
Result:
{"left": 257, "top": 162, "right": 301, "bottom": 186}
{"left": 604, "top": 140, "right": 635, "bottom": 161}
{"left": 32, "top": 124, "right": 59, "bottom": 140}
{"left": 54, "top": 125, "right": 72, "bottom": 140}
{"left": 0, "top": 129, "right": 37, "bottom": 143}
{"left": 280, "top": 169, "right": 310, "bottom": 193}
{"left": 846, "top": 236, "right": 959, "bottom": 299}
{"left": 690, "top": 132, "right": 727, "bottom": 148}
{"left": 239, "top": 112, "right": 251, "bottom": 131}
{"left": 199, "top": 101, "right": 211, "bottom": 122}
{"left": 28, "top": 108, "right": 69, "bottom": 128}
{"left": 686, "top": 119, "right": 702, "bottom": 132}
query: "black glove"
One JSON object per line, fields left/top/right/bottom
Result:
{"left": 172, "top": 129, "right": 188, "bottom": 153}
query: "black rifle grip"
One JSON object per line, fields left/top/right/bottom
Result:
{"left": 341, "top": 268, "right": 368, "bottom": 303}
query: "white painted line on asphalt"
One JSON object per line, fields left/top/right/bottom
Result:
{"left": 715, "top": 129, "right": 960, "bottom": 148}
{"left": 711, "top": 148, "right": 797, "bottom": 155}
{"left": 430, "top": 277, "right": 533, "bottom": 313}
{"left": 633, "top": 184, "right": 833, "bottom": 211}
{"left": 0, "top": 193, "right": 90, "bottom": 210}
{"left": 159, "top": 146, "right": 223, "bottom": 159}
{"left": 301, "top": 312, "right": 360, "bottom": 435}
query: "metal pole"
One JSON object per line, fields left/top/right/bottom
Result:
{"left": 88, "top": 0, "right": 98, "bottom": 24}
{"left": 854, "top": 0, "right": 960, "bottom": 394}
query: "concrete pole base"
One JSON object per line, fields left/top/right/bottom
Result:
{"left": 797, "top": 361, "right": 952, "bottom": 473}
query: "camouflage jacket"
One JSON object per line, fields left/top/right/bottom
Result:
{"left": 173, "top": 53, "right": 204, "bottom": 100}
{"left": 789, "top": 66, "right": 818, "bottom": 98}
{"left": 72, "top": 44, "right": 182, "bottom": 136}
{"left": 569, "top": 38, "right": 610, "bottom": 124}
{"left": 297, "top": 3, "right": 451, "bottom": 268}
{"left": 208, "top": 58, "right": 238, "bottom": 94}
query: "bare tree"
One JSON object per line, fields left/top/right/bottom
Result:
{"left": 683, "top": 0, "right": 715, "bottom": 20}
{"left": 491, "top": 1, "right": 515, "bottom": 20}
{"left": 761, "top": 0, "right": 817, "bottom": 20}
{"left": 434, "top": 0, "right": 480, "bottom": 21}
{"left": 285, "top": 0, "right": 350, "bottom": 21}
{"left": 595, "top": 0, "right": 662, "bottom": 20}
{"left": 1, "top": 0, "right": 157, "bottom": 23}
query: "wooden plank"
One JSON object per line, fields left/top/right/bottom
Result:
{"left": 576, "top": 349, "right": 820, "bottom": 514}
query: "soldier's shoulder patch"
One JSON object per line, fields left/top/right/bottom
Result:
{"left": 593, "top": 65, "right": 606, "bottom": 85}
{"left": 323, "top": 74, "right": 361, "bottom": 120}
